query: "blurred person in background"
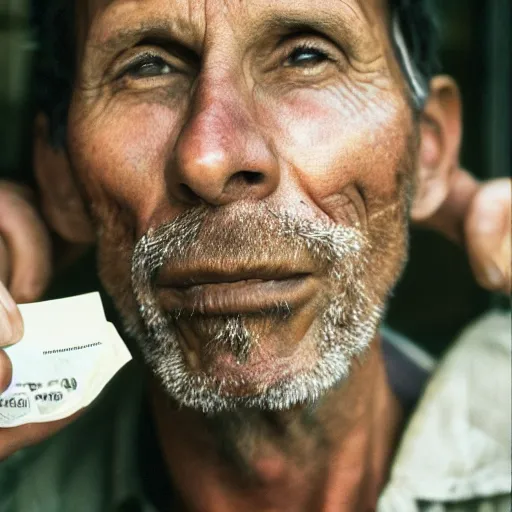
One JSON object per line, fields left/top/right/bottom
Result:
{"left": 0, "top": 0, "right": 510, "bottom": 511}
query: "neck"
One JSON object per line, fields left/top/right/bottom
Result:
{"left": 149, "top": 337, "right": 403, "bottom": 512}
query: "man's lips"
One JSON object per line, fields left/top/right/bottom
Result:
{"left": 155, "top": 271, "right": 319, "bottom": 315}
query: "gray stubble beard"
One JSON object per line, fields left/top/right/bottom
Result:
{"left": 128, "top": 205, "right": 384, "bottom": 414}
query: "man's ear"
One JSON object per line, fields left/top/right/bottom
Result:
{"left": 410, "top": 76, "right": 462, "bottom": 221}
{"left": 33, "top": 114, "right": 95, "bottom": 244}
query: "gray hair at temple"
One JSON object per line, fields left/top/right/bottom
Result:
{"left": 31, "top": 0, "right": 440, "bottom": 147}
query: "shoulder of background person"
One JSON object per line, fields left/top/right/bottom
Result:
{"left": 380, "top": 309, "right": 512, "bottom": 511}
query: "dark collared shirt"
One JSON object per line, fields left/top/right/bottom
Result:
{"left": 1, "top": 313, "right": 510, "bottom": 512}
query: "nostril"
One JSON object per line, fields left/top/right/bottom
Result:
{"left": 179, "top": 183, "right": 201, "bottom": 203}
{"left": 239, "top": 171, "right": 264, "bottom": 185}
{"left": 221, "top": 171, "right": 267, "bottom": 199}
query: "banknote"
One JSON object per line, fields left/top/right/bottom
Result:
{"left": 0, "top": 293, "right": 132, "bottom": 428}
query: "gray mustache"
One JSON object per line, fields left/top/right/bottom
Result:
{"left": 131, "top": 204, "right": 367, "bottom": 291}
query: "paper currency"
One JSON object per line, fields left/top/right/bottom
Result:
{"left": 0, "top": 293, "right": 132, "bottom": 428}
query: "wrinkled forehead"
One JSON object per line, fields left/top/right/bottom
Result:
{"left": 77, "top": 0, "right": 392, "bottom": 55}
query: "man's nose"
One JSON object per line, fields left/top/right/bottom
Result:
{"left": 167, "top": 78, "right": 279, "bottom": 206}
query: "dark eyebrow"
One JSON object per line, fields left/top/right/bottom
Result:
{"left": 253, "top": 8, "right": 374, "bottom": 56}
{"left": 258, "top": 14, "right": 347, "bottom": 38}
{"left": 91, "top": 18, "right": 200, "bottom": 56}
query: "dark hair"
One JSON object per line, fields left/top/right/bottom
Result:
{"left": 33, "top": 0, "right": 440, "bottom": 146}
{"left": 31, "top": 0, "right": 75, "bottom": 146}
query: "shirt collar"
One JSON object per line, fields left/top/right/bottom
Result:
{"left": 109, "top": 362, "right": 155, "bottom": 512}
{"left": 109, "top": 313, "right": 511, "bottom": 510}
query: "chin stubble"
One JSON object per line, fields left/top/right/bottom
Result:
{"left": 128, "top": 205, "right": 382, "bottom": 413}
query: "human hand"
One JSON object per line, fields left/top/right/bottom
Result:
{"left": 0, "top": 181, "right": 79, "bottom": 460}
{"left": 418, "top": 169, "right": 511, "bottom": 295}
{"left": 0, "top": 278, "right": 83, "bottom": 460}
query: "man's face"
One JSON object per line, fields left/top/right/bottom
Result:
{"left": 67, "top": 0, "right": 416, "bottom": 412}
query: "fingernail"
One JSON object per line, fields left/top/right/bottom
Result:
{"left": 485, "top": 264, "right": 505, "bottom": 289}
{"left": 0, "top": 306, "right": 13, "bottom": 346}
{"left": 0, "top": 282, "right": 21, "bottom": 345}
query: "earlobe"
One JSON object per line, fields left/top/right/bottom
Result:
{"left": 410, "top": 76, "right": 462, "bottom": 221}
{"left": 33, "top": 114, "right": 96, "bottom": 244}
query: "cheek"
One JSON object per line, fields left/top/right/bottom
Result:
{"left": 265, "top": 88, "right": 414, "bottom": 224}
{"left": 67, "top": 101, "right": 180, "bottom": 324}
{"left": 262, "top": 88, "right": 414, "bottom": 298}
{"left": 68, "top": 101, "right": 178, "bottom": 234}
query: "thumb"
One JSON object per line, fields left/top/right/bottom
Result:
{"left": 465, "top": 178, "right": 511, "bottom": 294}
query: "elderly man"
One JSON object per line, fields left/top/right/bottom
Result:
{"left": 0, "top": 0, "right": 510, "bottom": 511}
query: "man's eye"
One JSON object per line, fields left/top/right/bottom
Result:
{"left": 285, "top": 45, "right": 330, "bottom": 67}
{"left": 123, "top": 56, "right": 174, "bottom": 79}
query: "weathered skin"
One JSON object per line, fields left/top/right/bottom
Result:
{"left": 3, "top": 0, "right": 467, "bottom": 510}
{"left": 57, "top": 2, "right": 419, "bottom": 510}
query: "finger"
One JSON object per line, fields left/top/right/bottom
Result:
{"left": 0, "top": 184, "right": 53, "bottom": 303}
{"left": 0, "top": 281, "right": 24, "bottom": 346}
{"left": 0, "top": 349, "right": 13, "bottom": 392}
{"left": 465, "top": 179, "right": 512, "bottom": 293}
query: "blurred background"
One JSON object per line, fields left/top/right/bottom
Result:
{"left": 0, "top": 0, "right": 510, "bottom": 356}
